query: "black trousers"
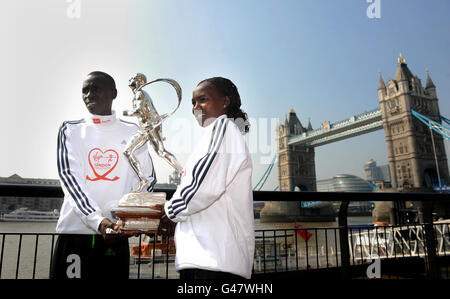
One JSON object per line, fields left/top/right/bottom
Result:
{"left": 50, "top": 234, "right": 129, "bottom": 279}
{"left": 179, "top": 268, "right": 244, "bottom": 280}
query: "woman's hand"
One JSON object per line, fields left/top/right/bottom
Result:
{"left": 157, "top": 208, "right": 176, "bottom": 237}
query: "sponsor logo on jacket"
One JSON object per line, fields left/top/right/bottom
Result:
{"left": 86, "top": 148, "right": 120, "bottom": 181}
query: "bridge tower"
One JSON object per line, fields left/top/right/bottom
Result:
{"left": 260, "top": 109, "right": 334, "bottom": 223}
{"left": 260, "top": 109, "right": 321, "bottom": 222}
{"left": 277, "top": 108, "right": 316, "bottom": 191}
{"left": 378, "top": 54, "right": 449, "bottom": 190}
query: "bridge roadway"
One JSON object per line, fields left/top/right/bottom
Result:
{"left": 288, "top": 108, "right": 383, "bottom": 147}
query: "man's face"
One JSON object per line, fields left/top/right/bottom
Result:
{"left": 192, "top": 82, "right": 229, "bottom": 127}
{"left": 82, "top": 75, "right": 117, "bottom": 115}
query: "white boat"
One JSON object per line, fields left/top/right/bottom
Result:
{"left": 0, "top": 208, "right": 60, "bottom": 222}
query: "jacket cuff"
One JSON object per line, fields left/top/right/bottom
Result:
{"left": 86, "top": 211, "right": 105, "bottom": 233}
{"left": 165, "top": 201, "right": 186, "bottom": 223}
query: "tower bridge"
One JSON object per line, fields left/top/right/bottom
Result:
{"left": 260, "top": 54, "right": 450, "bottom": 223}
{"left": 287, "top": 108, "right": 383, "bottom": 147}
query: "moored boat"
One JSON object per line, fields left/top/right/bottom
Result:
{"left": 0, "top": 208, "right": 59, "bottom": 222}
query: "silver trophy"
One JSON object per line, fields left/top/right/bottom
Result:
{"left": 111, "top": 73, "right": 182, "bottom": 234}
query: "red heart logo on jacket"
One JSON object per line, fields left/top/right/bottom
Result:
{"left": 86, "top": 148, "right": 120, "bottom": 181}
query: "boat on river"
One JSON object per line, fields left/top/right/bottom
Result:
{"left": 0, "top": 208, "right": 59, "bottom": 222}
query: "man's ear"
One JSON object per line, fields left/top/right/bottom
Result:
{"left": 112, "top": 88, "right": 117, "bottom": 100}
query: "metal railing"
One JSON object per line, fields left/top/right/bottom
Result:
{"left": 1, "top": 184, "right": 449, "bottom": 279}
{"left": 253, "top": 223, "right": 450, "bottom": 279}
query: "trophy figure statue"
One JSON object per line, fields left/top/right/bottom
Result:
{"left": 124, "top": 73, "right": 183, "bottom": 192}
{"left": 111, "top": 73, "right": 182, "bottom": 234}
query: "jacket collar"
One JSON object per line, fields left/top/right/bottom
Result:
{"left": 86, "top": 110, "right": 117, "bottom": 127}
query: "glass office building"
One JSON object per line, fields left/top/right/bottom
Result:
{"left": 317, "top": 174, "right": 375, "bottom": 192}
{"left": 317, "top": 174, "right": 375, "bottom": 215}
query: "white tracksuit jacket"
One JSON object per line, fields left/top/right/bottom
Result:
{"left": 56, "top": 111, "right": 156, "bottom": 234}
{"left": 165, "top": 115, "right": 255, "bottom": 279}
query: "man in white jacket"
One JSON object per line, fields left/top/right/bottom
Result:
{"left": 51, "top": 71, "right": 156, "bottom": 279}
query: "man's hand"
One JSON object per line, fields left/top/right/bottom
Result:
{"left": 157, "top": 207, "right": 176, "bottom": 237}
{"left": 99, "top": 218, "right": 118, "bottom": 237}
{"left": 98, "top": 218, "right": 131, "bottom": 243}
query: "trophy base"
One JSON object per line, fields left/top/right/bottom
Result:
{"left": 111, "top": 192, "right": 166, "bottom": 233}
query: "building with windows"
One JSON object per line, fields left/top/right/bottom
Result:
{"left": 0, "top": 174, "right": 62, "bottom": 213}
{"left": 1, "top": 173, "right": 180, "bottom": 214}
{"left": 364, "top": 159, "right": 391, "bottom": 189}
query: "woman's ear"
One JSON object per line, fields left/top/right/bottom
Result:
{"left": 224, "top": 96, "right": 231, "bottom": 108}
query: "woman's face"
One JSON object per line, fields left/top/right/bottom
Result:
{"left": 192, "top": 82, "right": 230, "bottom": 127}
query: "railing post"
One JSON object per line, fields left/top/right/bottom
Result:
{"left": 338, "top": 200, "right": 350, "bottom": 279}
{"left": 422, "top": 200, "right": 440, "bottom": 279}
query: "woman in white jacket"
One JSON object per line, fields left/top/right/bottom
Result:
{"left": 162, "top": 77, "right": 254, "bottom": 279}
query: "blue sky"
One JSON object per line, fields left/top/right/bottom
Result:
{"left": 0, "top": 0, "right": 449, "bottom": 190}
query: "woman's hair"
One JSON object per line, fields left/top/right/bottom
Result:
{"left": 198, "top": 77, "right": 250, "bottom": 134}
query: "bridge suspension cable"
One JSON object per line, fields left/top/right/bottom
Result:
{"left": 253, "top": 155, "right": 276, "bottom": 191}
{"left": 411, "top": 109, "right": 450, "bottom": 191}
{"left": 440, "top": 114, "right": 450, "bottom": 127}
{"left": 411, "top": 109, "right": 450, "bottom": 139}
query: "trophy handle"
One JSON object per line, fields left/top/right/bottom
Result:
{"left": 138, "top": 78, "right": 182, "bottom": 126}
